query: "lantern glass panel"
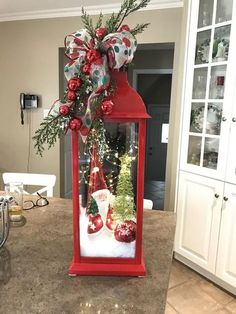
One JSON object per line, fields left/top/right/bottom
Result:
{"left": 79, "top": 122, "right": 139, "bottom": 258}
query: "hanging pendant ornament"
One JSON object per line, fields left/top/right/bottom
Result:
{"left": 101, "top": 100, "right": 114, "bottom": 115}
{"left": 59, "top": 105, "right": 70, "bottom": 116}
{"left": 69, "top": 118, "right": 82, "bottom": 130}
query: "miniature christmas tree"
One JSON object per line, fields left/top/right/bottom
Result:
{"left": 87, "top": 196, "right": 99, "bottom": 216}
{"left": 113, "top": 154, "right": 135, "bottom": 222}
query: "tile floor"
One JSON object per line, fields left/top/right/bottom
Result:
{"left": 165, "top": 259, "right": 236, "bottom": 314}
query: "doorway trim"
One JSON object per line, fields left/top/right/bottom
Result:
{"left": 132, "top": 69, "right": 173, "bottom": 91}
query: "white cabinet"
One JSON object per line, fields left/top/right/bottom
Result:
{"left": 175, "top": 171, "right": 223, "bottom": 273}
{"left": 176, "top": 0, "right": 236, "bottom": 294}
{"left": 175, "top": 172, "right": 236, "bottom": 293}
{"left": 180, "top": 0, "right": 236, "bottom": 181}
{"left": 216, "top": 183, "right": 236, "bottom": 287}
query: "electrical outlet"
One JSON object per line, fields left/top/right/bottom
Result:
{"left": 43, "top": 109, "right": 50, "bottom": 118}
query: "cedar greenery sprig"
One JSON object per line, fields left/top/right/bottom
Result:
{"left": 115, "top": 0, "right": 150, "bottom": 31}
{"left": 130, "top": 23, "right": 149, "bottom": 36}
{"left": 81, "top": 7, "right": 96, "bottom": 38}
{"left": 81, "top": 0, "right": 150, "bottom": 36}
{"left": 95, "top": 12, "right": 103, "bottom": 29}
{"left": 33, "top": 114, "right": 70, "bottom": 156}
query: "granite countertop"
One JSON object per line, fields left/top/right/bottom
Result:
{"left": 0, "top": 197, "right": 176, "bottom": 314}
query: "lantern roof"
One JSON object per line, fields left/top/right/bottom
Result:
{"left": 107, "top": 71, "right": 150, "bottom": 119}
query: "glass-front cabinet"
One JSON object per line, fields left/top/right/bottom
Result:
{"left": 175, "top": 0, "right": 236, "bottom": 295}
{"left": 181, "top": 0, "right": 236, "bottom": 180}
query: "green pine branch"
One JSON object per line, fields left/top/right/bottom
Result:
{"left": 130, "top": 23, "right": 149, "bottom": 36}
{"left": 116, "top": 0, "right": 150, "bottom": 31}
{"left": 105, "top": 0, "right": 150, "bottom": 34}
{"left": 33, "top": 114, "right": 70, "bottom": 156}
{"left": 95, "top": 12, "right": 103, "bottom": 29}
{"left": 81, "top": 7, "right": 95, "bottom": 37}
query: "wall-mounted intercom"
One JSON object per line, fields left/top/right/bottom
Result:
{"left": 20, "top": 93, "right": 39, "bottom": 125}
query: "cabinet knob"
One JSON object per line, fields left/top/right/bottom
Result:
{"left": 232, "top": 117, "right": 236, "bottom": 122}
{"left": 222, "top": 117, "right": 227, "bottom": 122}
{"left": 223, "top": 196, "right": 228, "bottom": 201}
{"left": 214, "top": 193, "right": 219, "bottom": 198}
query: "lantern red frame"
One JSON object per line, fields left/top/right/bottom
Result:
{"left": 69, "top": 72, "right": 150, "bottom": 276}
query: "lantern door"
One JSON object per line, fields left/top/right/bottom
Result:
{"left": 69, "top": 120, "right": 146, "bottom": 276}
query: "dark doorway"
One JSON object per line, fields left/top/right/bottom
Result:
{"left": 128, "top": 44, "right": 174, "bottom": 209}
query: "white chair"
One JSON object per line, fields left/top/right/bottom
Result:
{"left": 2, "top": 173, "right": 56, "bottom": 197}
{"left": 143, "top": 199, "right": 153, "bottom": 210}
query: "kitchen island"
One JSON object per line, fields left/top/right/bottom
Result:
{"left": 0, "top": 197, "right": 175, "bottom": 314}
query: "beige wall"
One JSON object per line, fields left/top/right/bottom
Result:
{"left": 0, "top": 8, "right": 183, "bottom": 198}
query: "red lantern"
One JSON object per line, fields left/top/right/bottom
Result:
{"left": 69, "top": 71, "right": 150, "bottom": 276}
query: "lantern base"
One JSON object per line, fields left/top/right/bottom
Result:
{"left": 68, "top": 256, "right": 146, "bottom": 277}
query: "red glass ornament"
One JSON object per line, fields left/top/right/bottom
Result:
{"left": 95, "top": 27, "right": 107, "bottom": 39}
{"left": 87, "top": 214, "right": 104, "bottom": 234}
{"left": 59, "top": 105, "right": 70, "bottom": 116}
{"left": 86, "top": 49, "right": 101, "bottom": 63}
{"left": 119, "top": 24, "right": 130, "bottom": 32}
{"left": 114, "top": 220, "right": 136, "bottom": 243}
{"left": 69, "top": 118, "right": 82, "bottom": 131}
{"left": 82, "top": 64, "right": 91, "bottom": 75}
{"left": 67, "top": 90, "right": 77, "bottom": 101}
{"left": 68, "top": 77, "right": 82, "bottom": 91}
{"left": 101, "top": 100, "right": 114, "bottom": 115}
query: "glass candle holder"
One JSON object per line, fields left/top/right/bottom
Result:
{"left": 5, "top": 182, "right": 24, "bottom": 222}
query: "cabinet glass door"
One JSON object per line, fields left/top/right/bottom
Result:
{"left": 185, "top": 0, "right": 234, "bottom": 174}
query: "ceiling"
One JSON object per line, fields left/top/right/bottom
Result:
{"left": 0, "top": 0, "right": 183, "bottom": 22}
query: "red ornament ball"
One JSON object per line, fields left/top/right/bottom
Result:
{"left": 87, "top": 214, "right": 104, "bottom": 234}
{"left": 82, "top": 63, "right": 91, "bottom": 75}
{"left": 69, "top": 118, "right": 82, "bottom": 131}
{"left": 68, "top": 77, "right": 82, "bottom": 91}
{"left": 67, "top": 90, "right": 77, "bottom": 101}
{"left": 119, "top": 24, "right": 130, "bottom": 32}
{"left": 59, "top": 105, "right": 70, "bottom": 116}
{"left": 86, "top": 49, "right": 101, "bottom": 63}
{"left": 95, "top": 27, "right": 107, "bottom": 39}
{"left": 114, "top": 220, "right": 136, "bottom": 243}
{"left": 101, "top": 100, "right": 114, "bottom": 115}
